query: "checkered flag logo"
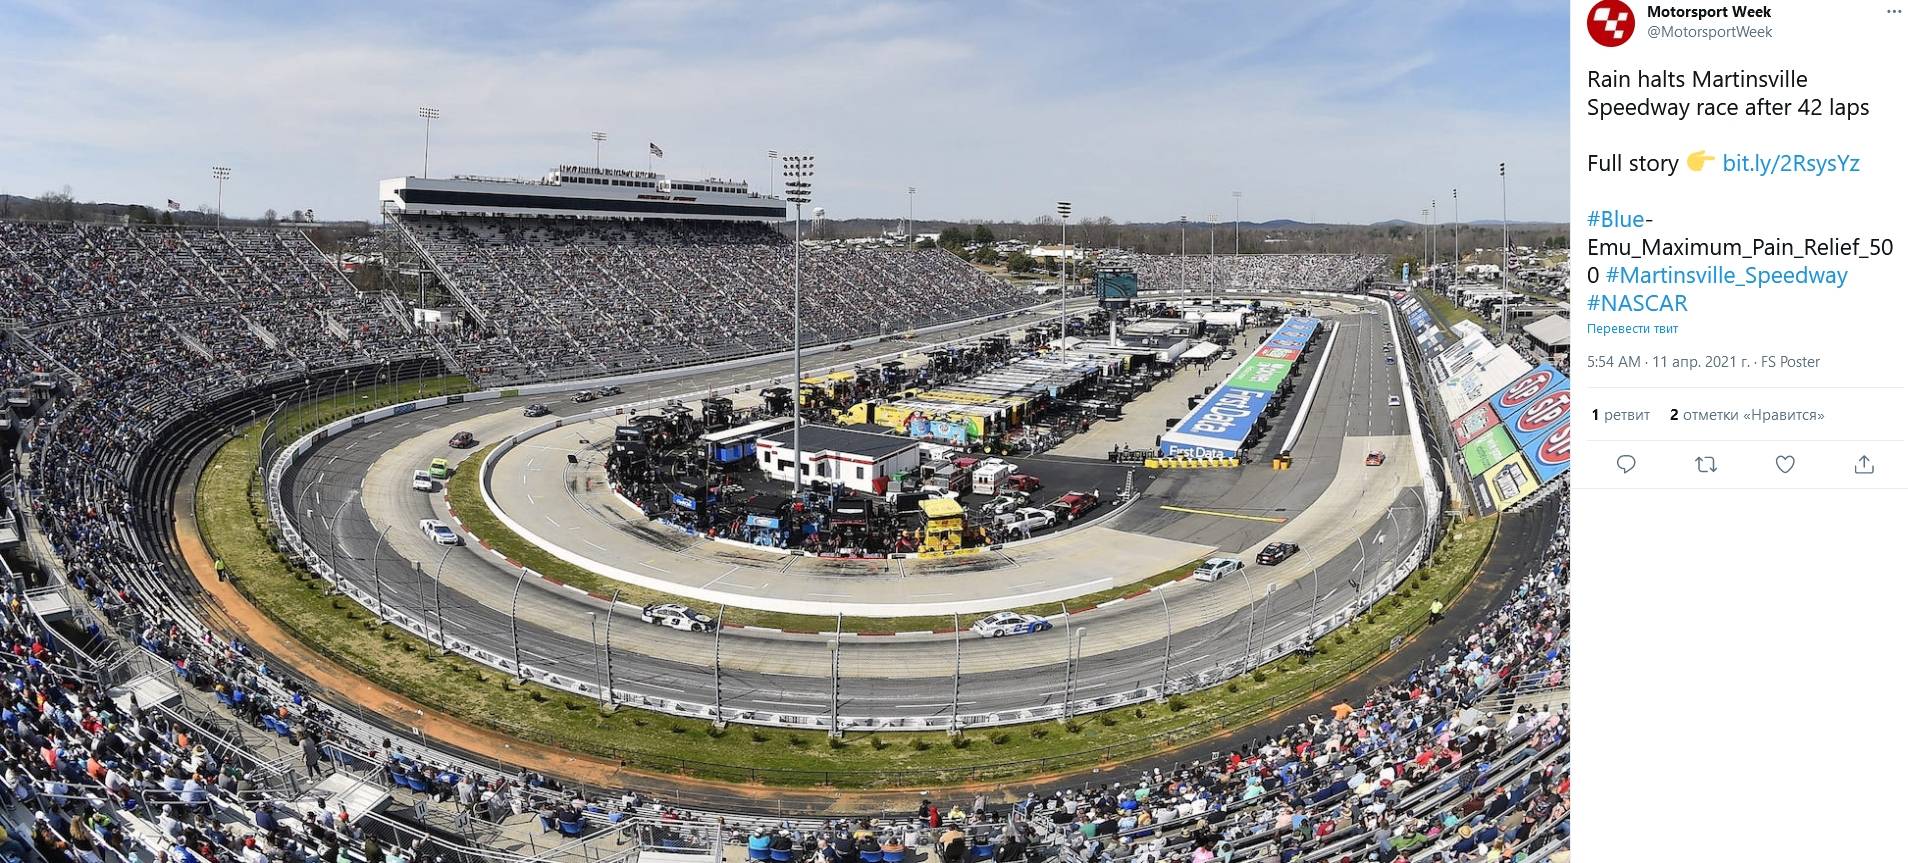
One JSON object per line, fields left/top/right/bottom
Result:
{"left": 1587, "top": 0, "right": 1635, "bottom": 47}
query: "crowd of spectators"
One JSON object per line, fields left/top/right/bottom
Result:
{"left": 1098, "top": 254, "right": 1385, "bottom": 296}
{"left": 399, "top": 215, "right": 1038, "bottom": 385}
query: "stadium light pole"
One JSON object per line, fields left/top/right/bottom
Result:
{"left": 417, "top": 107, "right": 439, "bottom": 178}
{"left": 1178, "top": 215, "right": 1188, "bottom": 296}
{"left": 1421, "top": 208, "right": 1430, "bottom": 286}
{"left": 950, "top": 613, "right": 960, "bottom": 732}
{"left": 908, "top": 186, "right": 916, "bottom": 243}
{"left": 1232, "top": 191, "right": 1242, "bottom": 257}
{"left": 431, "top": 545, "right": 451, "bottom": 652}
{"left": 1056, "top": 201, "right": 1072, "bottom": 359}
{"left": 592, "top": 132, "right": 607, "bottom": 170}
{"left": 1064, "top": 625, "right": 1086, "bottom": 720}
{"left": 602, "top": 590, "right": 620, "bottom": 708}
{"left": 1207, "top": 213, "right": 1218, "bottom": 305}
{"left": 1452, "top": 188, "right": 1460, "bottom": 300}
{"left": 766, "top": 150, "right": 777, "bottom": 196}
{"left": 783, "top": 154, "right": 814, "bottom": 498}
{"left": 712, "top": 605, "right": 725, "bottom": 725}
{"left": 510, "top": 567, "right": 526, "bottom": 680}
{"left": 1429, "top": 200, "right": 1437, "bottom": 292}
{"left": 211, "top": 166, "right": 231, "bottom": 230}
{"left": 1500, "top": 162, "right": 1511, "bottom": 300}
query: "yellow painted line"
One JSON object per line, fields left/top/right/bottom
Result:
{"left": 1158, "top": 505, "right": 1288, "bottom": 523}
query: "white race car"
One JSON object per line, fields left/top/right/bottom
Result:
{"left": 968, "top": 611, "right": 1053, "bottom": 638}
{"left": 410, "top": 470, "right": 434, "bottom": 492}
{"left": 419, "top": 518, "right": 459, "bottom": 545}
{"left": 638, "top": 603, "right": 715, "bottom": 632}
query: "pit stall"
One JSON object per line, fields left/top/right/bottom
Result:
{"left": 834, "top": 354, "right": 1120, "bottom": 447}
{"left": 1156, "top": 316, "right": 1321, "bottom": 459}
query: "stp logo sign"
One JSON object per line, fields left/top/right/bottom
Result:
{"left": 1516, "top": 390, "right": 1571, "bottom": 434}
{"left": 1587, "top": 0, "right": 1635, "bottom": 47}
{"left": 1498, "top": 369, "right": 1556, "bottom": 409}
{"left": 1535, "top": 422, "right": 1571, "bottom": 466}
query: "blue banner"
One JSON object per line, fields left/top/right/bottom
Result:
{"left": 1522, "top": 419, "right": 1570, "bottom": 484}
{"left": 1160, "top": 384, "right": 1271, "bottom": 458}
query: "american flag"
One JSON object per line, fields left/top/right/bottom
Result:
{"left": 166, "top": 199, "right": 181, "bottom": 210}
{"left": 649, "top": 142, "right": 663, "bottom": 158}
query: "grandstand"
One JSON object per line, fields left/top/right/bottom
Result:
{"left": 392, "top": 215, "right": 1038, "bottom": 384}
{"left": 1100, "top": 253, "right": 1388, "bottom": 295}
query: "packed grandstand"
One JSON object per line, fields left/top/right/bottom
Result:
{"left": 0, "top": 207, "right": 1565, "bottom": 863}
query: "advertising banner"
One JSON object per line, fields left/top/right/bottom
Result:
{"left": 1160, "top": 384, "right": 1271, "bottom": 457}
{"left": 1503, "top": 383, "right": 1571, "bottom": 449}
{"left": 1227, "top": 356, "right": 1293, "bottom": 392}
{"left": 1523, "top": 420, "right": 1571, "bottom": 485}
{"left": 1482, "top": 452, "right": 1540, "bottom": 510}
{"left": 1450, "top": 402, "right": 1503, "bottom": 447}
{"left": 1461, "top": 425, "right": 1519, "bottom": 476}
{"left": 1254, "top": 347, "right": 1303, "bottom": 361}
{"left": 1489, "top": 363, "right": 1566, "bottom": 419}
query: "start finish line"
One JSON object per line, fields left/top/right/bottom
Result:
{"left": 1158, "top": 317, "right": 1319, "bottom": 459}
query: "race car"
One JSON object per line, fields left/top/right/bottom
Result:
{"left": 419, "top": 518, "right": 459, "bottom": 546}
{"left": 1256, "top": 541, "right": 1299, "bottom": 566}
{"left": 638, "top": 603, "right": 715, "bottom": 632}
{"left": 410, "top": 470, "right": 434, "bottom": 492}
{"left": 573, "top": 391, "right": 598, "bottom": 404}
{"left": 1366, "top": 451, "right": 1386, "bottom": 466}
{"left": 522, "top": 403, "right": 551, "bottom": 418}
{"left": 1193, "top": 556, "right": 1244, "bottom": 582}
{"left": 968, "top": 611, "right": 1053, "bottom": 638}
{"left": 448, "top": 430, "right": 477, "bottom": 449}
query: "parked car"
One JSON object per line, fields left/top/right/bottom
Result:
{"left": 419, "top": 519, "right": 459, "bottom": 546}
{"left": 1193, "top": 556, "right": 1244, "bottom": 582}
{"left": 1387, "top": 395, "right": 1402, "bottom": 407}
{"left": 1256, "top": 541, "right": 1299, "bottom": 566}
{"left": 573, "top": 391, "right": 598, "bottom": 403}
{"left": 429, "top": 457, "right": 450, "bottom": 479}
{"left": 981, "top": 492, "right": 1028, "bottom": 520}
{"left": 1366, "top": 451, "right": 1387, "bottom": 466}
{"left": 637, "top": 603, "right": 714, "bottom": 632}
{"left": 522, "top": 403, "right": 551, "bottom": 418}
{"left": 1049, "top": 491, "right": 1100, "bottom": 520}
{"left": 448, "top": 430, "right": 477, "bottom": 449}
{"left": 1002, "top": 473, "right": 1043, "bottom": 493}
{"left": 968, "top": 612, "right": 1053, "bottom": 638}
{"left": 410, "top": 470, "right": 434, "bottom": 492}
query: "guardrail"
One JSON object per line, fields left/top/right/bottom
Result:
{"left": 262, "top": 293, "right": 1441, "bottom": 733}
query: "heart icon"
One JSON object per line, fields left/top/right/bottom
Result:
{"left": 1775, "top": 455, "right": 1795, "bottom": 474}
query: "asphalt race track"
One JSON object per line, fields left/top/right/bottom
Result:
{"left": 279, "top": 296, "right": 1427, "bottom": 723}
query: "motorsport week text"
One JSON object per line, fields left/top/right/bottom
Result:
{"left": 1585, "top": 68, "right": 1868, "bottom": 121}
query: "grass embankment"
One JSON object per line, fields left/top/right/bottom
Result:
{"left": 1413, "top": 289, "right": 1487, "bottom": 335}
{"left": 202, "top": 417, "right": 1498, "bottom": 787}
{"left": 265, "top": 375, "right": 473, "bottom": 446}
{"left": 445, "top": 443, "right": 1196, "bottom": 632}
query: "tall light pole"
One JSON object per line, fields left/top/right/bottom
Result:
{"left": 1500, "top": 162, "right": 1511, "bottom": 300}
{"left": 1056, "top": 201, "right": 1072, "bottom": 359}
{"left": 766, "top": 150, "right": 778, "bottom": 196}
{"left": 782, "top": 154, "right": 814, "bottom": 497}
{"left": 1420, "top": 208, "right": 1431, "bottom": 286}
{"left": 908, "top": 186, "right": 916, "bottom": 243}
{"left": 211, "top": 166, "right": 231, "bottom": 230}
{"left": 592, "top": 131, "right": 607, "bottom": 170}
{"left": 1207, "top": 213, "right": 1218, "bottom": 304}
{"left": 417, "top": 107, "right": 439, "bottom": 178}
{"left": 1232, "top": 191, "right": 1242, "bottom": 257}
{"left": 1452, "top": 188, "right": 1460, "bottom": 299}
{"left": 1178, "top": 215, "right": 1188, "bottom": 296}
{"left": 1429, "top": 199, "right": 1438, "bottom": 292}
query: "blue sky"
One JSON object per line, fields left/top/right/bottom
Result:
{"left": 0, "top": 0, "right": 1565, "bottom": 224}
